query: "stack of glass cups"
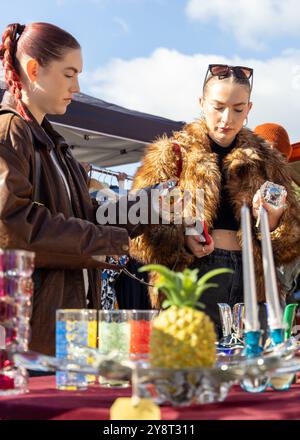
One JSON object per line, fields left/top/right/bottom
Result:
{"left": 0, "top": 249, "right": 35, "bottom": 395}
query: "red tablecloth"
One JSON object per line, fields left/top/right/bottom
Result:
{"left": 0, "top": 376, "right": 300, "bottom": 420}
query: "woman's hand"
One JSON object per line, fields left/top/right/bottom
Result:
{"left": 184, "top": 234, "right": 215, "bottom": 258}
{"left": 156, "top": 179, "right": 180, "bottom": 221}
{"left": 252, "top": 190, "right": 287, "bottom": 231}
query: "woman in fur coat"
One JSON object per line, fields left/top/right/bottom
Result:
{"left": 129, "top": 64, "right": 300, "bottom": 334}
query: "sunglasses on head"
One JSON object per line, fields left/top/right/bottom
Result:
{"left": 204, "top": 64, "right": 253, "bottom": 91}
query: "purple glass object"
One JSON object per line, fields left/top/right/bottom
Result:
{"left": 0, "top": 249, "right": 35, "bottom": 395}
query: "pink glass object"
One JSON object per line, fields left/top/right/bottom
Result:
{"left": 0, "top": 249, "right": 35, "bottom": 395}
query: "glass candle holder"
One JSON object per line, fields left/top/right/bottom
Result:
{"left": 0, "top": 249, "right": 35, "bottom": 395}
{"left": 129, "top": 310, "right": 159, "bottom": 360}
{"left": 56, "top": 309, "right": 90, "bottom": 391}
{"left": 98, "top": 310, "right": 131, "bottom": 388}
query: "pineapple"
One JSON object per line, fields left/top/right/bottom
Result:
{"left": 139, "top": 265, "right": 232, "bottom": 369}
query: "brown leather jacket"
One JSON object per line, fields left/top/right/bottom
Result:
{"left": 0, "top": 106, "right": 131, "bottom": 355}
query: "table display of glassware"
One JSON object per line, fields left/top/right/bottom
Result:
{"left": 12, "top": 337, "right": 300, "bottom": 406}
{"left": 7, "top": 199, "right": 300, "bottom": 406}
{"left": 12, "top": 255, "right": 300, "bottom": 407}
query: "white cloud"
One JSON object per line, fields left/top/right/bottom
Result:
{"left": 186, "top": 0, "right": 300, "bottom": 49}
{"left": 81, "top": 48, "right": 300, "bottom": 142}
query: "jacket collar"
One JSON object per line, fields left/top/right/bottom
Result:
{"left": 40, "top": 117, "right": 69, "bottom": 152}
{"left": 1, "top": 94, "right": 68, "bottom": 151}
{"left": 25, "top": 106, "right": 69, "bottom": 152}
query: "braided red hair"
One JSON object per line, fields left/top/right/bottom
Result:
{"left": 0, "top": 23, "right": 29, "bottom": 120}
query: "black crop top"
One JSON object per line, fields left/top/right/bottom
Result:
{"left": 210, "top": 138, "right": 240, "bottom": 231}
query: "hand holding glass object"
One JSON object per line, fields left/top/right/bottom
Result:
{"left": 153, "top": 179, "right": 183, "bottom": 223}
{"left": 260, "top": 181, "right": 287, "bottom": 208}
{"left": 252, "top": 181, "right": 287, "bottom": 231}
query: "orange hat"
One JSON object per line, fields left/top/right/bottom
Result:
{"left": 254, "top": 123, "right": 292, "bottom": 160}
{"left": 289, "top": 142, "right": 300, "bottom": 187}
{"left": 290, "top": 142, "right": 300, "bottom": 162}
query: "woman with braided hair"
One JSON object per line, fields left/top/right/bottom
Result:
{"left": 0, "top": 22, "right": 140, "bottom": 355}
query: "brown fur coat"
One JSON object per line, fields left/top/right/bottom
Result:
{"left": 130, "top": 119, "right": 300, "bottom": 306}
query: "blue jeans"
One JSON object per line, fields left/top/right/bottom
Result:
{"left": 190, "top": 248, "right": 244, "bottom": 338}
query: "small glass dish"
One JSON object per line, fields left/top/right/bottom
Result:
{"left": 132, "top": 361, "right": 235, "bottom": 406}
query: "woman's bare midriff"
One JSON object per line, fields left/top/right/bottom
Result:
{"left": 211, "top": 229, "right": 241, "bottom": 251}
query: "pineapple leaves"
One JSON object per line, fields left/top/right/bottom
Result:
{"left": 139, "top": 264, "right": 233, "bottom": 309}
{"left": 139, "top": 264, "right": 178, "bottom": 283}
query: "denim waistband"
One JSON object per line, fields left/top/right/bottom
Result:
{"left": 193, "top": 248, "right": 242, "bottom": 267}
{"left": 210, "top": 248, "right": 242, "bottom": 259}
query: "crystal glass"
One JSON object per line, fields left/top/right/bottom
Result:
{"left": 56, "top": 309, "right": 91, "bottom": 391}
{"left": 218, "top": 303, "right": 233, "bottom": 345}
{"left": 260, "top": 181, "right": 287, "bottom": 208}
{"left": 134, "top": 361, "right": 235, "bottom": 406}
{"left": 98, "top": 310, "right": 131, "bottom": 387}
{"left": 129, "top": 310, "right": 159, "bottom": 360}
{"left": 216, "top": 303, "right": 244, "bottom": 355}
{"left": 0, "top": 249, "right": 35, "bottom": 395}
{"left": 232, "top": 303, "right": 245, "bottom": 340}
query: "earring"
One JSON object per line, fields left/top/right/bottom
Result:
{"left": 200, "top": 111, "right": 206, "bottom": 121}
{"left": 243, "top": 117, "right": 248, "bottom": 128}
{"left": 30, "top": 82, "right": 38, "bottom": 93}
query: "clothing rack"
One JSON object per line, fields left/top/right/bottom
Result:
{"left": 89, "top": 165, "right": 133, "bottom": 181}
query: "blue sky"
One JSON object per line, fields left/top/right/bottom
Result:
{"left": 1, "top": 0, "right": 300, "bottom": 178}
{"left": 2, "top": 0, "right": 298, "bottom": 68}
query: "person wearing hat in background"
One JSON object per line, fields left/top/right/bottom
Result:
{"left": 289, "top": 142, "right": 300, "bottom": 188}
{"left": 254, "top": 123, "right": 300, "bottom": 297}
{"left": 289, "top": 142, "right": 300, "bottom": 293}
{"left": 254, "top": 123, "right": 300, "bottom": 190}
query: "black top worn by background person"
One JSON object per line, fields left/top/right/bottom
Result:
{"left": 115, "top": 258, "right": 151, "bottom": 309}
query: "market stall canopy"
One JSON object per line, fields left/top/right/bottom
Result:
{"left": 0, "top": 81, "right": 185, "bottom": 167}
